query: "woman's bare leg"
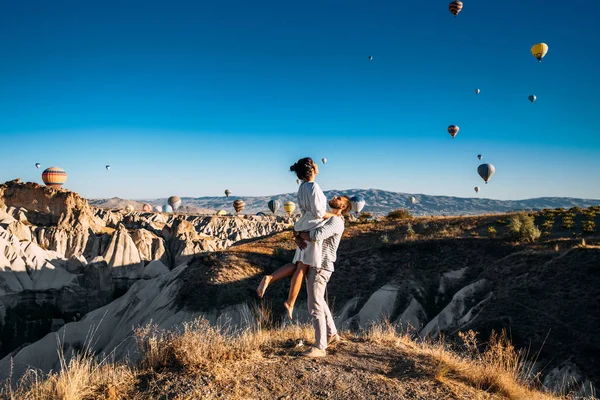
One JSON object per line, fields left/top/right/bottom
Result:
{"left": 284, "top": 262, "right": 309, "bottom": 320}
{"left": 256, "top": 263, "right": 297, "bottom": 298}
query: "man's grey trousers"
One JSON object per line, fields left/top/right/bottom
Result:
{"left": 306, "top": 267, "right": 337, "bottom": 350}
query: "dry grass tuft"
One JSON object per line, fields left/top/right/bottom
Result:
{"left": 363, "top": 323, "right": 562, "bottom": 400}
{"left": 2, "top": 339, "right": 135, "bottom": 400}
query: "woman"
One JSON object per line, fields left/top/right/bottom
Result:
{"left": 256, "top": 157, "right": 337, "bottom": 319}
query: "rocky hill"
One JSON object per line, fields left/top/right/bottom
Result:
{"left": 1, "top": 179, "right": 599, "bottom": 398}
{"left": 90, "top": 188, "right": 600, "bottom": 217}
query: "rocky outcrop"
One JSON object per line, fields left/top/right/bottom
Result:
{"left": 0, "top": 179, "right": 103, "bottom": 231}
{"left": 0, "top": 263, "right": 253, "bottom": 381}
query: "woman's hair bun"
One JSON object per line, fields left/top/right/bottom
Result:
{"left": 289, "top": 164, "right": 297, "bottom": 172}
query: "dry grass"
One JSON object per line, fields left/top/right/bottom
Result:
{"left": 2, "top": 340, "right": 135, "bottom": 400}
{"left": 2, "top": 316, "right": 585, "bottom": 400}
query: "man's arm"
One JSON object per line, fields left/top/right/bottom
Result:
{"left": 308, "top": 217, "right": 344, "bottom": 242}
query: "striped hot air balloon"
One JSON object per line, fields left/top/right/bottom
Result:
{"left": 233, "top": 199, "right": 245, "bottom": 214}
{"left": 142, "top": 203, "right": 153, "bottom": 212}
{"left": 448, "top": 1, "right": 463, "bottom": 16}
{"left": 448, "top": 125, "right": 459, "bottom": 138}
{"left": 283, "top": 201, "right": 296, "bottom": 216}
{"left": 42, "top": 167, "right": 67, "bottom": 188}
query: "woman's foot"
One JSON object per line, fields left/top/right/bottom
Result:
{"left": 283, "top": 301, "right": 294, "bottom": 320}
{"left": 256, "top": 276, "right": 272, "bottom": 298}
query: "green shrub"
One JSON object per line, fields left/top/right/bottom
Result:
{"left": 487, "top": 226, "right": 497, "bottom": 239}
{"left": 583, "top": 220, "right": 596, "bottom": 234}
{"left": 542, "top": 219, "right": 554, "bottom": 230}
{"left": 561, "top": 216, "right": 574, "bottom": 230}
{"left": 583, "top": 209, "right": 597, "bottom": 219}
{"left": 495, "top": 219, "right": 508, "bottom": 226}
{"left": 507, "top": 213, "right": 541, "bottom": 242}
{"left": 569, "top": 207, "right": 582, "bottom": 214}
{"left": 406, "top": 223, "right": 416, "bottom": 238}
{"left": 387, "top": 209, "right": 412, "bottom": 220}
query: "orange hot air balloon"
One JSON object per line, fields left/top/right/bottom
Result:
{"left": 448, "top": 125, "right": 459, "bottom": 138}
{"left": 42, "top": 167, "right": 67, "bottom": 187}
{"left": 142, "top": 203, "right": 153, "bottom": 212}
{"left": 448, "top": 1, "right": 463, "bottom": 16}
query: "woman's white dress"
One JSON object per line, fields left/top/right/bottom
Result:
{"left": 292, "top": 181, "right": 327, "bottom": 267}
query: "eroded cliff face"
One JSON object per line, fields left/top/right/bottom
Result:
{"left": 0, "top": 180, "right": 292, "bottom": 358}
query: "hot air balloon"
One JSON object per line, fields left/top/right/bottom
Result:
{"left": 225, "top": 189, "right": 231, "bottom": 198}
{"left": 528, "top": 95, "right": 536, "bottom": 103}
{"left": 105, "top": 165, "right": 111, "bottom": 171}
{"left": 42, "top": 167, "right": 67, "bottom": 188}
{"left": 256, "top": 212, "right": 266, "bottom": 216}
{"left": 321, "top": 158, "right": 327, "bottom": 164}
{"left": 448, "top": 1, "right": 463, "bottom": 16}
{"left": 284, "top": 201, "right": 296, "bottom": 216}
{"left": 477, "top": 154, "right": 483, "bottom": 160}
{"left": 296, "top": 179, "right": 301, "bottom": 185}
{"left": 163, "top": 204, "right": 173, "bottom": 213}
{"left": 350, "top": 196, "right": 366, "bottom": 215}
{"left": 168, "top": 196, "right": 182, "bottom": 211}
{"left": 474, "top": 187, "right": 480, "bottom": 193}
{"left": 409, "top": 196, "right": 417, "bottom": 205}
{"left": 368, "top": 56, "right": 373, "bottom": 60}
{"left": 125, "top": 204, "right": 134, "bottom": 212}
{"left": 477, "top": 163, "right": 496, "bottom": 184}
{"left": 448, "top": 125, "right": 459, "bottom": 138}
{"left": 531, "top": 43, "right": 548, "bottom": 62}
{"left": 154, "top": 206, "right": 162, "bottom": 212}
{"left": 268, "top": 199, "right": 281, "bottom": 214}
{"left": 142, "top": 203, "right": 152, "bottom": 212}
{"left": 217, "top": 209, "right": 227, "bottom": 216}
{"left": 35, "top": 163, "right": 41, "bottom": 169}
{"left": 233, "top": 199, "right": 245, "bottom": 214}
{"left": 475, "top": 89, "right": 481, "bottom": 95}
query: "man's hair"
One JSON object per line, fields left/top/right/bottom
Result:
{"left": 339, "top": 196, "right": 352, "bottom": 215}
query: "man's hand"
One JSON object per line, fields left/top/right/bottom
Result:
{"left": 295, "top": 236, "right": 308, "bottom": 250}
{"left": 299, "top": 232, "right": 311, "bottom": 241}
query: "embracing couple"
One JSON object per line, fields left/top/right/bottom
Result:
{"left": 256, "top": 157, "right": 352, "bottom": 358}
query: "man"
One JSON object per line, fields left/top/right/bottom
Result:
{"left": 295, "top": 195, "right": 352, "bottom": 358}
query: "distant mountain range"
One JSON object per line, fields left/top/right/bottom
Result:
{"left": 88, "top": 189, "right": 600, "bottom": 216}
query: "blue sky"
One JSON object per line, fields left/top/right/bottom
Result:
{"left": 1, "top": 0, "right": 599, "bottom": 200}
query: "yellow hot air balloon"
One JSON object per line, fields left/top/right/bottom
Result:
{"left": 531, "top": 43, "right": 548, "bottom": 62}
{"left": 283, "top": 201, "right": 296, "bottom": 216}
{"left": 217, "top": 209, "right": 227, "bottom": 216}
